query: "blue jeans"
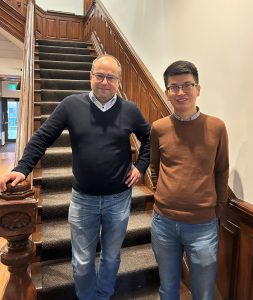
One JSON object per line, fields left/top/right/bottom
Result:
{"left": 151, "top": 211, "right": 218, "bottom": 300}
{"left": 68, "top": 188, "right": 132, "bottom": 300}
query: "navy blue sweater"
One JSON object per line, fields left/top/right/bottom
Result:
{"left": 13, "top": 93, "right": 150, "bottom": 194}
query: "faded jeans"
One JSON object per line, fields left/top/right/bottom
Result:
{"left": 151, "top": 210, "right": 218, "bottom": 300}
{"left": 68, "top": 188, "right": 131, "bottom": 300}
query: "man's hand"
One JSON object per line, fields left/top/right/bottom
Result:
{"left": 125, "top": 166, "right": 143, "bottom": 187}
{"left": 0, "top": 171, "right": 26, "bottom": 192}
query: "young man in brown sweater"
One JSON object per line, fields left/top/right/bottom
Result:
{"left": 150, "top": 60, "right": 229, "bottom": 300}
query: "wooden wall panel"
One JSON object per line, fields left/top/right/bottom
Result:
{"left": 59, "top": 20, "right": 68, "bottom": 39}
{"left": 35, "top": 6, "right": 84, "bottom": 41}
{"left": 236, "top": 223, "right": 253, "bottom": 300}
{"left": 139, "top": 79, "right": 149, "bottom": 120}
{"left": 45, "top": 18, "right": 57, "bottom": 39}
{"left": 71, "top": 21, "right": 82, "bottom": 40}
{"left": 149, "top": 97, "right": 159, "bottom": 124}
{"left": 35, "top": 13, "right": 43, "bottom": 37}
{"left": 217, "top": 220, "right": 240, "bottom": 300}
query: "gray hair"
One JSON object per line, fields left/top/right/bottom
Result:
{"left": 91, "top": 54, "right": 122, "bottom": 76}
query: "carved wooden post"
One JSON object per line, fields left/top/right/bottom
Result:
{"left": 0, "top": 181, "right": 38, "bottom": 300}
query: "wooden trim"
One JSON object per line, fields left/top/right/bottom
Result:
{"left": 83, "top": 0, "right": 94, "bottom": 15}
{"left": 0, "top": 0, "right": 26, "bottom": 42}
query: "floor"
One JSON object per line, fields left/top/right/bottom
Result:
{"left": 0, "top": 142, "right": 15, "bottom": 299}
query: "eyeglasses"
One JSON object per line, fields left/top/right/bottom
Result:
{"left": 167, "top": 82, "right": 197, "bottom": 94}
{"left": 92, "top": 73, "right": 119, "bottom": 83}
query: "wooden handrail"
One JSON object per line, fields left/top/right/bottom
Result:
{"left": 15, "top": 0, "right": 35, "bottom": 168}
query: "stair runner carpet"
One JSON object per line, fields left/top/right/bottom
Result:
{"left": 34, "top": 39, "right": 160, "bottom": 300}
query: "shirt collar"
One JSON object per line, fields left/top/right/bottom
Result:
{"left": 89, "top": 91, "right": 117, "bottom": 112}
{"left": 173, "top": 106, "right": 200, "bottom": 121}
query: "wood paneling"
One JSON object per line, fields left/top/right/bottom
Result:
{"left": 216, "top": 200, "right": 253, "bottom": 300}
{"left": 237, "top": 223, "right": 253, "bottom": 300}
{"left": 217, "top": 219, "right": 240, "bottom": 300}
{"left": 35, "top": 6, "right": 84, "bottom": 41}
{"left": 2, "top": 0, "right": 27, "bottom": 17}
{"left": 1, "top": 0, "right": 84, "bottom": 42}
{"left": 83, "top": 0, "right": 93, "bottom": 15}
{"left": 0, "top": 0, "right": 25, "bottom": 42}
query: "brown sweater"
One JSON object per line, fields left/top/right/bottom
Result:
{"left": 150, "top": 113, "right": 229, "bottom": 223}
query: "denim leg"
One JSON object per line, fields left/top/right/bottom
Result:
{"left": 182, "top": 218, "right": 219, "bottom": 300}
{"left": 96, "top": 189, "right": 131, "bottom": 300}
{"left": 68, "top": 189, "right": 101, "bottom": 300}
{"left": 151, "top": 211, "right": 183, "bottom": 300}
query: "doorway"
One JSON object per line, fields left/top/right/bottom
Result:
{"left": 0, "top": 98, "right": 19, "bottom": 145}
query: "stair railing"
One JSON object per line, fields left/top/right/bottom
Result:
{"left": 0, "top": 0, "right": 38, "bottom": 299}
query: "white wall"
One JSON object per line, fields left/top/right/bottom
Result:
{"left": 0, "top": 28, "right": 23, "bottom": 76}
{"left": 101, "top": 0, "right": 253, "bottom": 203}
{"left": 36, "top": 0, "right": 83, "bottom": 15}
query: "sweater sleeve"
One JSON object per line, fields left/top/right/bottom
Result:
{"left": 215, "top": 122, "right": 229, "bottom": 205}
{"left": 13, "top": 99, "right": 68, "bottom": 177}
{"left": 132, "top": 106, "right": 150, "bottom": 174}
{"left": 150, "top": 123, "right": 160, "bottom": 190}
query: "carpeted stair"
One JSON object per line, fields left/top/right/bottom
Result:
{"left": 33, "top": 39, "right": 160, "bottom": 300}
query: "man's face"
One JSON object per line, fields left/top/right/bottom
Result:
{"left": 165, "top": 73, "right": 200, "bottom": 117}
{"left": 90, "top": 57, "right": 121, "bottom": 104}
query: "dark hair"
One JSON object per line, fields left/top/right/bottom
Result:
{"left": 163, "top": 60, "right": 199, "bottom": 87}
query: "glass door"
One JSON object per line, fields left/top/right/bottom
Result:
{"left": 7, "top": 99, "right": 19, "bottom": 141}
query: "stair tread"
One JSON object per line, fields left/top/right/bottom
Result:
{"left": 41, "top": 166, "right": 72, "bottom": 177}
{"left": 41, "top": 184, "right": 153, "bottom": 208}
{"left": 45, "top": 147, "right": 72, "bottom": 155}
{"left": 37, "top": 39, "right": 92, "bottom": 46}
{"left": 36, "top": 45, "right": 91, "bottom": 51}
{"left": 36, "top": 51, "right": 93, "bottom": 57}
{"left": 36, "top": 78, "right": 90, "bottom": 83}
{"left": 41, "top": 243, "right": 157, "bottom": 289}
{"left": 41, "top": 210, "right": 152, "bottom": 245}
{"left": 35, "top": 89, "right": 87, "bottom": 92}
{"left": 35, "top": 59, "right": 92, "bottom": 65}
{"left": 35, "top": 68, "right": 90, "bottom": 73}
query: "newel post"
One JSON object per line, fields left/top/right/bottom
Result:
{"left": 0, "top": 181, "right": 38, "bottom": 300}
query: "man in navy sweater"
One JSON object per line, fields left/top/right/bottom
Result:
{"left": 0, "top": 55, "right": 150, "bottom": 300}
